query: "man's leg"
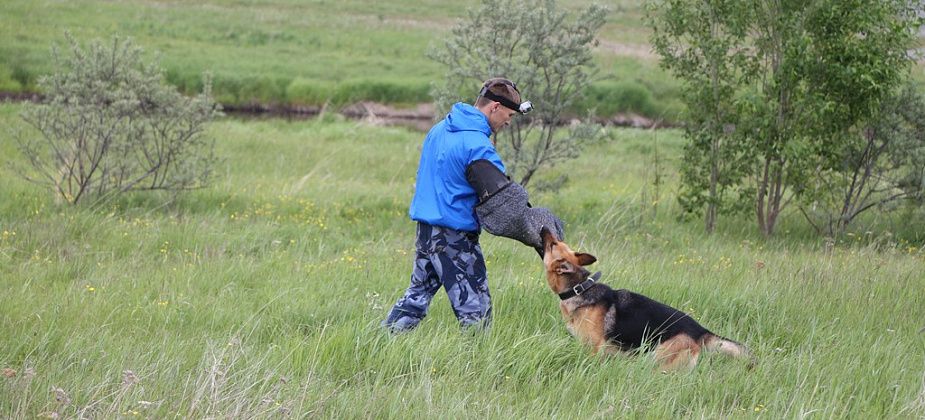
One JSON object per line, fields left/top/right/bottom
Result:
{"left": 434, "top": 228, "right": 491, "bottom": 330}
{"left": 382, "top": 224, "right": 441, "bottom": 332}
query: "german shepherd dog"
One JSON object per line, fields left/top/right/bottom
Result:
{"left": 541, "top": 228, "right": 753, "bottom": 371}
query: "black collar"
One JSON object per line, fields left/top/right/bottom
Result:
{"left": 558, "top": 272, "right": 602, "bottom": 300}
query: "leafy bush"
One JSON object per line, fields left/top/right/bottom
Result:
{"left": 800, "top": 83, "right": 925, "bottom": 235}
{"left": 430, "top": 0, "right": 609, "bottom": 187}
{"left": 649, "top": 0, "right": 922, "bottom": 236}
{"left": 11, "top": 33, "right": 220, "bottom": 205}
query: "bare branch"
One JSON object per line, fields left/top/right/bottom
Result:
{"left": 10, "top": 34, "right": 218, "bottom": 205}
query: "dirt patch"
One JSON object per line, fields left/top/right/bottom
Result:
{"left": 220, "top": 102, "right": 322, "bottom": 118}
{"left": 2, "top": 93, "right": 665, "bottom": 131}
{"left": 218, "top": 101, "right": 438, "bottom": 131}
{"left": 604, "top": 113, "right": 662, "bottom": 129}
{"left": 335, "top": 102, "right": 664, "bottom": 130}
{"left": 0, "top": 92, "right": 41, "bottom": 102}
{"left": 340, "top": 101, "right": 437, "bottom": 131}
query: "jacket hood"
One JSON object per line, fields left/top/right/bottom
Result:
{"left": 446, "top": 102, "right": 492, "bottom": 136}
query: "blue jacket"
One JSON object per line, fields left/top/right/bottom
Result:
{"left": 409, "top": 102, "right": 505, "bottom": 232}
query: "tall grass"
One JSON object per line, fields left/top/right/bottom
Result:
{"left": 1, "top": 103, "right": 923, "bottom": 418}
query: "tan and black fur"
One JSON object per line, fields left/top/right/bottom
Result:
{"left": 541, "top": 228, "right": 753, "bottom": 371}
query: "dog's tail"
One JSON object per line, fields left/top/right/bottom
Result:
{"left": 701, "top": 333, "right": 755, "bottom": 369}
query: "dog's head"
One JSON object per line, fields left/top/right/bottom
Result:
{"left": 541, "top": 227, "right": 597, "bottom": 294}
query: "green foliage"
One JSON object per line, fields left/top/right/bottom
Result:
{"left": 429, "top": 0, "right": 609, "bottom": 187}
{"left": 801, "top": 83, "right": 925, "bottom": 235}
{"left": 648, "top": 0, "right": 754, "bottom": 232}
{"left": 649, "top": 0, "right": 923, "bottom": 236}
{"left": 798, "top": 0, "right": 920, "bottom": 134}
{"left": 11, "top": 34, "right": 219, "bottom": 205}
{"left": 0, "top": 0, "right": 453, "bottom": 110}
{"left": 2, "top": 0, "right": 920, "bottom": 118}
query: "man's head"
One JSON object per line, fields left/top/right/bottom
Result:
{"left": 475, "top": 78, "right": 531, "bottom": 133}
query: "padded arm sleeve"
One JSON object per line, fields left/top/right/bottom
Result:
{"left": 471, "top": 172, "right": 565, "bottom": 254}
{"left": 465, "top": 159, "right": 511, "bottom": 204}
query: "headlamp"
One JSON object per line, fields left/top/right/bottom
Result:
{"left": 479, "top": 87, "right": 533, "bottom": 115}
{"left": 518, "top": 101, "right": 533, "bottom": 114}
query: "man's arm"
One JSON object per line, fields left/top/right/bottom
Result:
{"left": 466, "top": 159, "right": 565, "bottom": 254}
{"left": 465, "top": 159, "right": 511, "bottom": 203}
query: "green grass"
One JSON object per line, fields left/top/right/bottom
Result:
{"left": 1, "top": 102, "right": 924, "bottom": 418}
{"left": 1, "top": 0, "right": 922, "bottom": 121}
{"left": 0, "top": 0, "right": 682, "bottom": 117}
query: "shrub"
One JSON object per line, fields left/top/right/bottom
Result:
{"left": 11, "top": 33, "right": 220, "bottom": 205}
{"left": 430, "top": 0, "right": 609, "bottom": 187}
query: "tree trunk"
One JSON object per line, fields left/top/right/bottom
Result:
{"left": 765, "top": 162, "right": 785, "bottom": 236}
{"left": 756, "top": 157, "right": 771, "bottom": 237}
{"left": 706, "top": 154, "right": 718, "bottom": 234}
{"left": 755, "top": 155, "right": 787, "bottom": 238}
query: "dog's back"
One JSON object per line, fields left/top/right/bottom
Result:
{"left": 603, "top": 287, "right": 710, "bottom": 351}
{"left": 586, "top": 283, "right": 752, "bottom": 370}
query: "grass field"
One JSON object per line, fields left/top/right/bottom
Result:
{"left": 4, "top": 1, "right": 923, "bottom": 122}
{"left": 0, "top": 0, "right": 686, "bottom": 118}
{"left": 1, "top": 102, "right": 924, "bottom": 418}
{"left": 3, "top": 0, "right": 923, "bottom": 123}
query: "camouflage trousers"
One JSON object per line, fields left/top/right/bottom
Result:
{"left": 383, "top": 222, "right": 491, "bottom": 332}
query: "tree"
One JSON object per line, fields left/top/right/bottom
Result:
{"left": 800, "top": 83, "right": 925, "bottom": 235}
{"left": 429, "top": 0, "right": 608, "bottom": 188}
{"left": 12, "top": 33, "right": 220, "bottom": 205}
{"left": 648, "top": 0, "right": 755, "bottom": 233}
{"left": 648, "top": 0, "right": 921, "bottom": 237}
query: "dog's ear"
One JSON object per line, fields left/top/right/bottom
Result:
{"left": 555, "top": 261, "right": 576, "bottom": 274}
{"left": 575, "top": 253, "right": 597, "bottom": 266}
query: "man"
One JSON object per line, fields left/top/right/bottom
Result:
{"left": 382, "top": 78, "right": 563, "bottom": 333}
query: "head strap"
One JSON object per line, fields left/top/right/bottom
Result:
{"left": 479, "top": 81, "right": 533, "bottom": 114}
{"left": 481, "top": 89, "right": 524, "bottom": 113}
